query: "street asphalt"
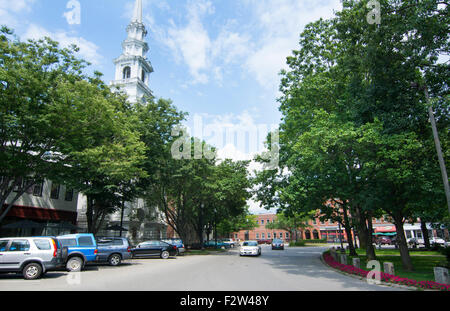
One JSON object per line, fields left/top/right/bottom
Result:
{"left": 0, "top": 245, "right": 407, "bottom": 291}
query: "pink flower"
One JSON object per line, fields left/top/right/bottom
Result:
{"left": 323, "top": 253, "right": 450, "bottom": 291}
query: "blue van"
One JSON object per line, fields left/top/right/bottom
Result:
{"left": 57, "top": 233, "right": 98, "bottom": 272}
{"left": 95, "top": 237, "right": 132, "bottom": 266}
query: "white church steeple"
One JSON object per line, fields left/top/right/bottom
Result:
{"left": 111, "top": 0, "right": 153, "bottom": 103}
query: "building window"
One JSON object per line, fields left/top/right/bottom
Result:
{"left": 267, "top": 233, "right": 271, "bottom": 239}
{"left": 50, "top": 183, "right": 60, "bottom": 200}
{"left": 313, "top": 230, "right": 320, "bottom": 239}
{"left": 65, "top": 188, "right": 74, "bottom": 201}
{"left": 141, "top": 69, "right": 145, "bottom": 82}
{"left": 23, "top": 179, "right": 34, "bottom": 194}
{"left": 261, "top": 219, "right": 264, "bottom": 225}
{"left": 267, "top": 219, "right": 270, "bottom": 224}
{"left": 33, "top": 182, "right": 43, "bottom": 197}
{"left": 406, "top": 230, "right": 412, "bottom": 239}
{"left": 305, "top": 230, "right": 311, "bottom": 239}
{"left": 261, "top": 233, "right": 265, "bottom": 239}
{"left": 234, "top": 234, "right": 238, "bottom": 239}
{"left": 123, "top": 66, "right": 131, "bottom": 79}
{"left": 13, "top": 178, "right": 23, "bottom": 192}
{"left": 280, "top": 233, "right": 283, "bottom": 239}
{"left": 286, "top": 233, "right": 289, "bottom": 239}
{"left": 256, "top": 233, "right": 259, "bottom": 239}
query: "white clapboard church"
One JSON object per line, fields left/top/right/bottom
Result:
{"left": 77, "top": 0, "right": 167, "bottom": 242}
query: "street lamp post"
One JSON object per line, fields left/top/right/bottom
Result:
{"left": 423, "top": 87, "right": 450, "bottom": 215}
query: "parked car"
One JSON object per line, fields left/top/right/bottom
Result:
{"left": 221, "top": 238, "right": 236, "bottom": 248}
{"left": 162, "top": 238, "right": 185, "bottom": 255}
{"left": 257, "top": 239, "right": 272, "bottom": 245}
{"left": 204, "top": 240, "right": 229, "bottom": 249}
{"left": 239, "top": 240, "right": 261, "bottom": 257}
{"left": 95, "top": 237, "right": 132, "bottom": 266}
{"left": 271, "top": 239, "right": 285, "bottom": 250}
{"left": 430, "top": 237, "right": 446, "bottom": 246}
{"left": 131, "top": 240, "right": 178, "bottom": 259}
{"left": 376, "top": 236, "right": 392, "bottom": 245}
{"left": 57, "top": 233, "right": 98, "bottom": 272}
{"left": 0, "top": 237, "right": 67, "bottom": 280}
{"left": 407, "top": 237, "right": 420, "bottom": 248}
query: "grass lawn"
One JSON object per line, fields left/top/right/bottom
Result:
{"left": 345, "top": 249, "right": 447, "bottom": 281}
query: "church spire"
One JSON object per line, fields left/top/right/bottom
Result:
{"left": 132, "top": 0, "right": 143, "bottom": 23}
{"left": 110, "top": 0, "right": 153, "bottom": 103}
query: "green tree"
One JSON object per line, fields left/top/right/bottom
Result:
{"left": 265, "top": 212, "right": 312, "bottom": 242}
{"left": 0, "top": 28, "right": 145, "bottom": 228}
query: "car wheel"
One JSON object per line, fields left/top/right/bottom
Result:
{"left": 109, "top": 254, "right": 122, "bottom": 266}
{"left": 161, "top": 251, "right": 170, "bottom": 259}
{"left": 23, "top": 263, "right": 43, "bottom": 280}
{"left": 66, "top": 257, "right": 83, "bottom": 272}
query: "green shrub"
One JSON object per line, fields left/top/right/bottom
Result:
{"left": 289, "top": 240, "right": 306, "bottom": 247}
{"left": 438, "top": 246, "right": 450, "bottom": 263}
{"left": 304, "top": 239, "right": 327, "bottom": 244}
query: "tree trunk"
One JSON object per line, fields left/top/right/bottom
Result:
{"left": 342, "top": 204, "right": 357, "bottom": 256}
{"left": 420, "top": 220, "right": 431, "bottom": 249}
{"left": 393, "top": 212, "right": 414, "bottom": 271}
{"left": 365, "top": 212, "right": 376, "bottom": 261}
{"left": 352, "top": 205, "right": 367, "bottom": 250}
{"left": 86, "top": 195, "right": 94, "bottom": 234}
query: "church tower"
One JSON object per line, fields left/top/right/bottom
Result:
{"left": 111, "top": 0, "right": 153, "bottom": 103}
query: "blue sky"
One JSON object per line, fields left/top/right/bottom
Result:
{"left": 1, "top": 0, "right": 342, "bottom": 213}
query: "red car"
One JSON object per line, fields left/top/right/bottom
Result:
{"left": 376, "top": 236, "right": 392, "bottom": 245}
{"left": 257, "top": 239, "right": 272, "bottom": 245}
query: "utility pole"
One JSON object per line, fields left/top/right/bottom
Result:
{"left": 119, "top": 198, "right": 125, "bottom": 237}
{"left": 423, "top": 86, "right": 450, "bottom": 215}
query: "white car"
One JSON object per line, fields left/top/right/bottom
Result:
{"left": 239, "top": 240, "right": 261, "bottom": 257}
{"left": 408, "top": 237, "right": 446, "bottom": 247}
{"left": 430, "top": 237, "right": 446, "bottom": 246}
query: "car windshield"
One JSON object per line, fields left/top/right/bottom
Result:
{"left": 273, "top": 239, "right": 283, "bottom": 243}
{"left": 243, "top": 241, "right": 258, "bottom": 246}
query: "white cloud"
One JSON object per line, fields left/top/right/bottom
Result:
{"left": 0, "top": 0, "right": 35, "bottom": 28}
{"left": 166, "top": 16, "right": 211, "bottom": 84}
{"left": 243, "top": 0, "right": 342, "bottom": 91}
{"left": 23, "top": 24, "right": 103, "bottom": 66}
{"left": 144, "top": 0, "right": 341, "bottom": 90}
{"left": 0, "top": 0, "right": 35, "bottom": 13}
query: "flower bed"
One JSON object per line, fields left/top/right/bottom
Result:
{"left": 323, "top": 252, "right": 450, "bottom": 291}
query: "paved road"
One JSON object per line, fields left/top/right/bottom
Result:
{"left": 0, "top": 245, "right": 405, "bottom": 291}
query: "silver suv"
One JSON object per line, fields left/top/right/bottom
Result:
{"left": 0, "top": 237, "right": 66, "bottom": 280}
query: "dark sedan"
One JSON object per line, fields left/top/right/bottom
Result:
{"left": 271, "top": 239, "right": 285, "bottom": 250}
{"left": 131, "top": 240, "right": 178, "bottom": 259}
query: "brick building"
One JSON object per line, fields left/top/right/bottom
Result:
{"left": 230, "top": 213, "right": 449, "bottom": 243}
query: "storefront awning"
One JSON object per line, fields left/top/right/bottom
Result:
{"left": 373, "top": 232, "right": 396, "bottom": 236}
{"left": 374, "top": 225, "right": 396, "bottom": 233}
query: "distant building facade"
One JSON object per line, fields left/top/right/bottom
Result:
{"left": 0, "top": 179, "right": 79, "bottom": 237}
{"left": 231, "top": 213, "right": 449, "bottom": 243}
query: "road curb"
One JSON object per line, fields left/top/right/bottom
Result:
{"left": 319, "top": 253, "right": 418, "bottom": 291}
